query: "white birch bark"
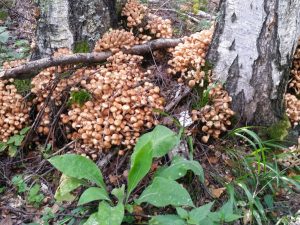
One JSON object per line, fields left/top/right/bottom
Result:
{"left": 208, "top": 0, "right": 300, "bottom": 126}
{"left": 34, "top": 0, "right": 115, "bottom": 58}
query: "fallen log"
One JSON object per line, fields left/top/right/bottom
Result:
{"left": 0, "top": 38, "right": 183, "bottom": 80}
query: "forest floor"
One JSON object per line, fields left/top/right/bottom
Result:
{"left": 0, "top": 1, "right": 299, "bottom": 225}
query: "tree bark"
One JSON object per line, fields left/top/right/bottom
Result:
{"left": 208, "top": 0, "right": 300, "bottom": 126}
{"left": 33, "top": 0, "right": 116, "bottom": 58}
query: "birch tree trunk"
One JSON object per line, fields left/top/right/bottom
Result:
{"left": 208, "top": 0, "right": 300, "bottom": 126}
{"left": 33, "top": 0, "right": 117, "bottom": 58}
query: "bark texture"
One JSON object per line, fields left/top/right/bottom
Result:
{"left": 1, "top": 38, "right": 182, "bottom": 79}
{"left": 208, "top": 0, "right": 300, "bottom": 126}
{"left": 34, "top": 0, "right": 116, "bottom": 58}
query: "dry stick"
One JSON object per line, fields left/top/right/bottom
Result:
{"left": 0, "top": 38, "right": 183, "bottom": 80}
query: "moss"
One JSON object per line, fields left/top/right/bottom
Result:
{"left": 0, "top": 10, "right": 8, "bottom": 20}
{"left": 265, "top": 115, "right": 291, "bottom": 140}
{"left": 74, "top": 40, "right": 90, "bottom": 53}
{"left": 68, "top": 89, "right": 92, "bottom": 107}
{"left": 13, "top": 79, "right": 32, "bottom": 95}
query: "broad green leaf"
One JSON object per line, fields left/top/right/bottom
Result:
{"left": 136, "top": 177, "right": 194, "bottom": 207}
{"left": 78, "top": 187, "right": 110, "bottom": 206}
{"left": 264, "top": 195, "right": 274, "bottom": 209}
{"left": 20, "top": 126, "right": 31, "bottom": 135}
{"left": 127, "top": 140, "right": 153, "bottom": 199}
{"left": 0, "top": 143, "right": 7, "bottom": 152}
{"left": 97, "top": 201, "right": 124, "bottom": 225}
{"left": 55, "top": 175, "right": 83, "bottom": 202}
{"left": 188, "top": 202, "right": 214, "bottom": 224}
{"left": 8, "top": 145, "right": 17, "bottom": 157}
{"left": 149, "top": 215, "right": 186, "bottom": 225}
{"left": 176, "top": 207, "right": 189, "bottom": 219}
{"left": 84, "top": 213, "right": 101, "bottom": 225}
{"left": 151, "top": 125, "right": 180, "bottom": 158}
{"left": 224, "top": 214, "right": 242, "bottom": 222}
{"left": 49, "top": 154, "right": 106, "bottom": 190}
{"left": 156, "top": 156, "right": 204, "bottom": 183}
{"left": 112, "top": 185, "right": 125, "bottom": 202}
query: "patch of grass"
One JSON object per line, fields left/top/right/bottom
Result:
{"left": 68, "top": 89, "right": 92, "bottom": 107}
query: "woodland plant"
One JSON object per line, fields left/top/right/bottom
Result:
{"left": 49, "top": 125, "right": 242, "bottom": 225}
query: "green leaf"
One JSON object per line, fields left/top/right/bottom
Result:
{"left": 20, "top": 126, "right": 31, "bottom": 135}
{"left": 0, "top": 142, "right": 7, "bottom": 152}
{"left": 136, "top": 177, "right": 194, "bottom": 207}
{"left": 27, "top": 184, "right": 44, "bottom": 207}
{"left": 264, "top": 194, "right": 274, "bottom": 209}
{"left": 55, "top": 175, "right": 83, "bottom": 202}
{"left": 151, "top": 125, "right": 180, "bottom": 158}
{"left": 97, "top": 201, "right": 124, "bottom": 225}
{"left": 0, "top": 31, "right": 9, "bottom": 44}
{"left": 12, "top": 175, "right": 27, "bottom": 193}
{"left": 8, "top": 145, "right": 17, "bottom": 157}
{"left": 112, "top": 185, "right": 125, "bottom": 202}
{"left": 84, "top": 213, "right": 101, "bottom": 225}
{"left": 127, "top": 140, "right": 153, "bottom": 199}
{"left": 188, "top": 202, "right": 214, "bottom": 224}
{"left": 224, "top": 214, "right": 242, "bottom": 222}
{"left": 78, "top": 187, "right": 110, "bottom": 206}
{"left": 149, "top": 215, "right": 186, "bottom": 225}
{"left": 176, "top": 207, "right": 189, "bottom": 219}
{"left": 49, "top": 154, "right": 106, "bottom": 190}
{"left": 156, "top": 156, "right": 204, "bottom": 183}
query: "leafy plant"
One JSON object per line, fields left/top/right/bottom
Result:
{"left": 49, "top": 125, "right": 214, "bottom": 225}
{"left": 0, "top": 126, "right": 30, "bottom": 157}
{"left": 27, "top": 183, "right": 45, "bottom": 207}
{"left": 12, "top": 174, "right": 27, "bottom": 193}
{"left": 225, "top": 127, "right": 300, "bottom": 224}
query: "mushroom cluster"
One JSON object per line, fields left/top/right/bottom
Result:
{"left": 192, "top": 84, "right": 235, "bottom": 143}
{"left": 2, "top": 59, "right": 27, "bottom": 69}
{"left": 122, "top": 0, "right": 147, "bottom": 28}
{"left": 94, "top": 29, "right": 138, "bottom": 53}
{"left": 60, "top": 52, "right": 164, "bottom": 151}
{"left": 168, "top": 27, "right": 214, "bottom": 87}
{"left": 285, "top": 93, "right": 300, "bottom": 126}
{"left": 145, "top": 14, "right": 173, "bottom": 38}
{"left": 0, "top": 79, "right": 31, "bottom": 142}
{"left": 31, "top": 48, "right": 83, "bottom": 135}
{"left": 289, "top": 42, "right": 300, "bottom": 94}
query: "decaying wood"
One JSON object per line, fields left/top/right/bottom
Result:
{"left": 0, "top": 38, "right": 182, "bottom": 80}
{"left": 208, "top": 0, "right": 300, "bottom": 126}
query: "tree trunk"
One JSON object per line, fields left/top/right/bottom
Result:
{"left": 33, "top": 0, "right": 117, "bottom": 58}
{"left": 208, "top": 0, "right": 300, "bottom": 126}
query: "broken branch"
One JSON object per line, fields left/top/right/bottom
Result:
{"left": 0, "top": 38, "right": 183, "bottom": 80}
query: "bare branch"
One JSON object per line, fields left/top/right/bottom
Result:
{"left": 0, "top": 38, "right": 182, "bottom": 80}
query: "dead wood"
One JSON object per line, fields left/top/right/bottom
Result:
{"left": 0, "top": 38, "right": 182, "bottom": 80}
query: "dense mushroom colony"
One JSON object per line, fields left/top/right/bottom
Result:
{"left": 0, "top": 78, "right": 31, "bottom": 143}
{"left": 145, "top": 14, "right": 173, "bottom": 38}
{"left": 289, "top": 40, "right": 300, "bottom": 95}
{"left": 285, "top": 94, "right": 300, "bottom": 126}
{"left": 31, "top": 48, "right": 82, "bottom": 136}
{"left": 61, "top": 52, "right": 164, "bottom": 150}
{"left": 167, "top": 27, "right": 214, "bottom": 87}
{"left": 286, "top": 40, "right": 300, "bottom": 126}
{"left": 94, "top": 29, "right": 138, "bottom": 53}
{"left": 192, "top": 84, "right": 235, "bottom": 143}
{"left": 122, "top": 0, "right": 147, "bottom": 28}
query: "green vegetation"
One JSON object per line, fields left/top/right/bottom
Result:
{"left": 74, "top": 40, "right": 90, "bottom": 53}
{"left": 0, "top": 126, "right": 30, "bottom": 157}
{"left": 68, "top": 89, "right": 92, "bottom": 107}
{"left": 265, "top": 115, "right": 291, "bottom": 140}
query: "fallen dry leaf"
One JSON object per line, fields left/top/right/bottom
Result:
{"left": 210, "top": 187, "right": 226, "bottom": 198}
{"left": 208, "top": 156, "right": 219, "bottom": 164}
